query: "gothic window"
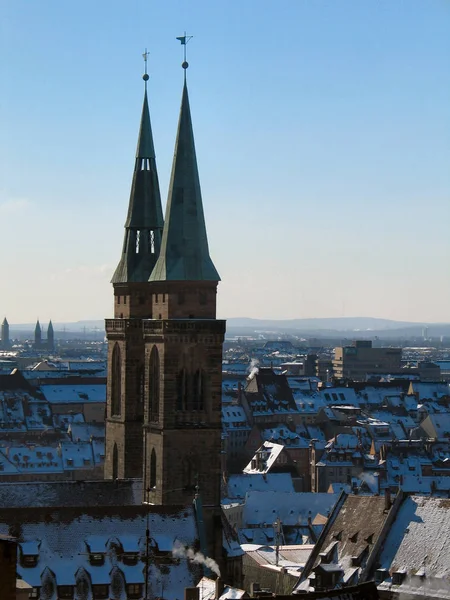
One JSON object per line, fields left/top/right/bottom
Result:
{"left": 193, "top": 369, "right": 208, "bottom": 411}
{"left": 176, "top": 368, "right": 187, "bottom": 411}
{"left": 136, "top": 365, "right": 144, "bottom": 404}
{"left": 149, "top": 346, "right": 160, "bottom": 421}
{"left": 150, "top": 448, "right": 156, "bottom": 488}
{"left": 111, "top": 343, "right": 121, "bottom": 416}
{"left": 112, "top": 443, "right": 118, "bottom": 480}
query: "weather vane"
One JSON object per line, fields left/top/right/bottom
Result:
{"left": 176, "top": 32, "right": 193, "bottom": 73}
{"left": 142, "top": 48, "right": 150, "bottom": 85}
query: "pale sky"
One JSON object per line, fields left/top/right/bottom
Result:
{"left": 1, "top": 0, "right": 449, "bottom": 324}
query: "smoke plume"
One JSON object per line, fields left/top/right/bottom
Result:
{"left": 247, "top": 358, "right": 259, "bottom": 380}
{"left": 172, "top": 541, "right": 221, "bottom": 577}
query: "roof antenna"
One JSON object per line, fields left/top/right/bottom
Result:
{"left": 176, "top": 32, "right": 193, "bottom": 80}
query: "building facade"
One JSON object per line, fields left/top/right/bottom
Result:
{"left": 333, "top": 340, "right": 402, "bottom": 381}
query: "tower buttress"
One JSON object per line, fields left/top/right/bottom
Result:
{"left": 105, "top": 65, "right": 164, "bottom": 480}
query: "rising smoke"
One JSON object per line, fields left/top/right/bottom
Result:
{"left": 172, "top": 540, "right": 221, "bottom": 577}
{"left": 247, "top": 358, "right": 259, "bottom": 380}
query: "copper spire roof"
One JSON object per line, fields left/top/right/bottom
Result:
{"left": 111, "top": 83, "right": 164, "bottom": 284}
{"left": 149, "top": 81, "right": 220, "bottom": 282}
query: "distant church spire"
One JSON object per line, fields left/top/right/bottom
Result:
{"left": 112, "top": 53, "right": 164, "bottom": 283}
{"left": 149, "top": 60, "right": 220, "bottom": 282}
{"left": 1, "top": 318, "right": 10, "bottom": 349}
{"left": 34, "top": 319, "right": 42, "bottom": 347}
{"left": 47, "top": 320, "right": 54, "bottom": 350}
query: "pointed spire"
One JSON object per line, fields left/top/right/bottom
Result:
{"left": 35, "top": 319, "right": 42, "bottom": 344}
{"left": 149, "top": 80, "right": 220, "bottom": 282}
{"left": 112, "top": 62, "right": 164, "bottom": 284}
{"left": 47, "top": 320, "right": 54, "bottom": 337}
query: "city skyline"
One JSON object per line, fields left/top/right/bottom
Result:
{"left": 1, "top": 0, "right": 449, "bottom": 323}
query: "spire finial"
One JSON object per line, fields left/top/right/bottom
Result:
{"left": 176, "top": 32, "right": 193, "bottom": 78}
{"left": 142, "top": 48, "right": 150, "bottom": 86}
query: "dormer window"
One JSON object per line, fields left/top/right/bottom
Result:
{"left": 122, "top": 552, "right": 139, "bottom": 566}
{"left": 20, "top": 541, "right": 40, "bottom": 568}
{"left": 58, "top": 586, "right": 74, "bottom": 599}
{"left": 22, "top": 554, "right": 38, "bottom": 567}
{"left": 89, "top": 553, "right": 105, "bottom": 566}
{"left": 127, "top": 583, "right": 143, "bottom": 599}
{"left": 93, "top": 585, "right": 109, "bottom": 599}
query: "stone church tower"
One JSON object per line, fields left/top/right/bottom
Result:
{"left": 105, "top": 64, "right": 225, "bottom": 511}
{"left": 104, "top": 73, "right": 164, "bottom": 480}
{"left": 143, "top": 77, "right": 225, "bottom": 507}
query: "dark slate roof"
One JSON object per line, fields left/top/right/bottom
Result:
{"left": 0, "top": 479, "right": 142, "bottom": 508}
{"left": 112, "top": 87, "right": 164, "bottom": 283}
{"left": 0, "top": 504, "right": 200, "bottom": 596}
{"left": 149, "top": 82, "right": 220, "bottom": 282}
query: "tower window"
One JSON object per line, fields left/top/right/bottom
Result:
{"left": 155, "top": 294, "right": 159, "bottom": 303}
{"left": 148, "top": 346, "right": 160, "bottom": 421}
{"left": 111, "top": 344, "right": 122, "bottom": 416}
{"left": 177, "top": 368, "right": 187, "bottom": 411}
{"left": 124, "top": 296, "right": 127, "bottom": 305}
{"left": 117, "top": 296, "right": 121, "bottom": 305}
{"left": 150, "top": 448, "right": 157, "bottom": 488}
{"left": 112, "top": 443, "right": 118, "bottom": 480}
{"left": 162, "top": 294, "right": 166, "bottom": 303}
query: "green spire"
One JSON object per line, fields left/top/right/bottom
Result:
{"left": 149, "top": 82, "right": 220, "bottom": 282}
{"left": 136, "top": 90, "right": 155, "bottom": 159}
{"left": 112, "top": 84, "right": 164, "bottom": 283}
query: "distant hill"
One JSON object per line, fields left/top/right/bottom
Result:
{"left": 8, "top": 317, "right": 450, "bottom": 340}
{"left": 225, "top": 317, "right": 423, "bottom": 331}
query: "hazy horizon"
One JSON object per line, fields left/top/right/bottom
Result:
{"left": 2, "top": 0, "right": 449, "bottom": 323}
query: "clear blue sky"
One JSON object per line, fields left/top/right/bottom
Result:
{"left": 1, "top": 0, "right": 449, "bottom": 324}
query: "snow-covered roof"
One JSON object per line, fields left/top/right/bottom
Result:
{"left": 224, "top": 473, "right": 294, "bottom": 500}
{"left": 242, "top": 492, "right": 339, "bottom": 527}
{"left": 378, "top": 496, "right": 450, "bottom": 598}
{"left": 40, "top": 384, "right": 106, "bottom": 404}
{"left": 0, "top": 506, "right": 199, "bottom": 597}
{"left": 197, "top": 576, "right": 247, "bottom": 600}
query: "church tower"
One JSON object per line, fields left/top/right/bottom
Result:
{"left": 143, "top": 67, "right": 225, "bottom": 507}
{"left": 104, "top": 63, "right": 164, "bottom": 480}
{"left": 1, "top": 318, "right": 10, "bottom": 349}
{"left": 34, "top": 320, "right": 42, "bottom": 349}
{"left": 47, "top": 320, "right": 54, "bottom": 351}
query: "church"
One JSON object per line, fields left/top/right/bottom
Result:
{"left": 104, "top": 55, "right": 225, "bottom": 511}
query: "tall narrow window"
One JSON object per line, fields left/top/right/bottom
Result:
{"left": 112, "top": 444, "right": 118, "bottom": 480}
{"left": 136, "top": 365, "right": 144, "bottom": 404}
{"left": 149, "top": 346, "right": 160, "bottom": 421}
{"left": 193, "top": 370, "right": 208, "bottom": 411}
{"left": 150, "top": 448, "right": 156, "bottom": 488}
{"left": 111, "top": 343, "right": 121, "bottom": 416}
{"left": 177, "top": 368, "right": 186, "bottom": 411}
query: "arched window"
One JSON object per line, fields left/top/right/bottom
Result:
{"left": 136, "top": 365, "right": 144, "bottom": 404}
{"left": 111, "top": 343, "right": 121, "bottom": 416}
{"left": 193, "top": 369, "right": 208, "bottom": 411}
{"left": 112, "top": 443, "right": 118, "bottom": 480}
{"left": 150, "top": 448, "right": 156, "bottom": 488}
{"left": 149, "top": 346, "right": 160, "bottom": 421}
{"left": 176, "top": 368, "right": 187, "bottom": 411}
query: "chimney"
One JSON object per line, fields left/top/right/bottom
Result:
{"left": 185, "top": 587, "right": 200, "bottom": 600}
{"left": 215, "top": 577, "right": 224, "bottom": 599}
